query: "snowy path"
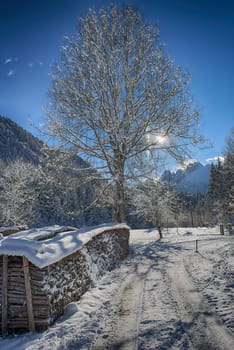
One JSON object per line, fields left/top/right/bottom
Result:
{"left": 92, "top": 267, "right": 145, "bottom": 349}
{"left": 92, "top": 231, "right": 234, "bottom": 350}
{"left": 92, "top": 230, "right": 234, "bottom": 350}
{"left": 168, "top": 246, "right": 234, "bottom": 350}
{"left": 1, "top": 228, "right": 234, "bottom": 350}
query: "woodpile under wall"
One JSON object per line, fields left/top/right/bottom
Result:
{"left": 0, "top": 226, "right": 28, "bottom": 237}
{"left": 0, "top": 226, "right": 129, "bottom": 335}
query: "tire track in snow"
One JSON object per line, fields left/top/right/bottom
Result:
{"left": 169, "top": 254, "right": 234, "bottom": 350}
{"left": 92, "top": 240, "right": 185, "bottom": 350}
{"left": 184, "top": 239, "right": 234, "bottom": 334}
{"left": 92, "top": 269, "right": 146, "bottom": 349}
{"left": 91, "top": 236, "right": 234, "bottom": 350}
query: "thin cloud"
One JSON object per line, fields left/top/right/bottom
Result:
{"left": 5, "top": 58, "right": 12, "bottom": 64}
{"left": 28, "top": 61, "right": 44, "bottom": 68}
{"left": 3, "top": 57, "right": 44, "bottom": 72}
{"left": 7, "top": 69, "right": 16, "bottom": 77}
{"left": 206, "top": 156, "right": 225, "bottom": 163}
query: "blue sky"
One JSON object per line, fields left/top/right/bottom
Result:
{"left": 0, "top": 0, "right": 233, "bottom": 164}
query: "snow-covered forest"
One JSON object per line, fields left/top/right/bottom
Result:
{"left": 0, "top": 117, "right": 233, "bottom": 230}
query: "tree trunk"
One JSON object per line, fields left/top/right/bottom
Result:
{"left": 113, "top": 174, "right": 125, "bottom": 223}
{"left": 190, "top": 210, "right": 194, "bottom": 227}
{"left": 157, "top": 225, "right": 163, "bottom": 239}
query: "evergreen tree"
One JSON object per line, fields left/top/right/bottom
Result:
{"left": 207, "top": 129, "right": 234, "bottom": 225}
{"left": 207, "top": 158, "right": 225, "bottom": 223}
{"left": 222, "top": 130, "right": 234, "bottom": 223}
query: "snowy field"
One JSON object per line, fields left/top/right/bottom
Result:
{"left": 1, "top": 226, "right": 233, "bottom": 350}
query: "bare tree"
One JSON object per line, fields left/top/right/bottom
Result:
{"left": 0, "top": 160, "right": 39, "bottom": 226}
{"left": 46, "top": 5, "right": 203, "bottom": 222}
{"left": 131, "top": 179, "right": 178, "bottom": 238}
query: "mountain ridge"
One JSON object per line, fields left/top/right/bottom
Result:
{"left": 1, "top": 115, "right": 211, "bottom": 195}
{"left": 161, "top": 161, "right": 211, "bottom": 193}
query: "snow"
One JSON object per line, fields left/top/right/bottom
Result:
{"left": 0, "top": 226, "right": 233, "bottom": 349}
{"left": 0, "top": 223, "right": 129, "bottom": 268}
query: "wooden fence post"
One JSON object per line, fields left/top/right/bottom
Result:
{"left": 227, "top": 224, "right": 232, "bottom": 235}
{"left": 2, "top": 255, "right": 8, "bottom": 335}
{"left": 195, "top": 240, "right": 198, "bottom": 253}
{"left": 23, "top": 256, "right": 35, "bottom": 332}
{"left": 220, "top": 224, "right": 224, "bottom": 235}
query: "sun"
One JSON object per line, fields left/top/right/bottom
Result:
{"left": 155, "top": 134, "right": 168, "bottom": 145}
{"left": 145, "top": 130, "right": 169, "bottom": 147}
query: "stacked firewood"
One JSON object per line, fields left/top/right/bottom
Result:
{"left": 0, "top": 227, "right": 129, "bottom": 334}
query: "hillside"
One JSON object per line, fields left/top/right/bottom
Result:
{"left": 0, "top": 115, "right": 89, "bottom": 170}
{"left": 0, "top": 115, "right": 45, "bottom": 164}
{"left": 0, "top": 115, "right": 109, "bottom": 228}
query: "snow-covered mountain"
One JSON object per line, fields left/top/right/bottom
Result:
{"left": 161, "top": 161, "right": 211, "bottom": 193}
